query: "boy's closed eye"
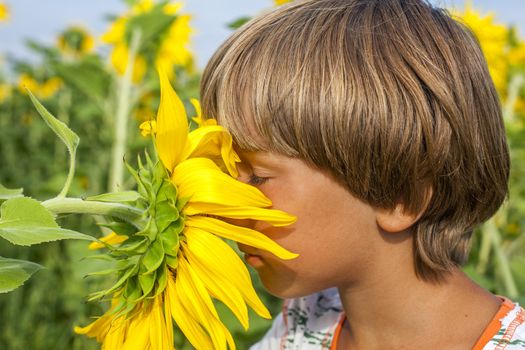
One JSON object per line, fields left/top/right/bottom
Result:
{"left": 248, "top": 173, "right": 269, "bottom": 186}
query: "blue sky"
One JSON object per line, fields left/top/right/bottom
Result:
{"left": 0, "top": 0, "right": 524, "bottom": 70}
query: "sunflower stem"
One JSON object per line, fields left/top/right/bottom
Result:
{"left": 108, "top": 28, "right": 142, "bottom": 192}
{"left": 503, "top": 74, "right": 524, "bottom": 124}
{"left": 484, "top": 219, "right": 518, "bottom": 298}
{"left": 42, "top": 197, "right": 144, "bottom": 229}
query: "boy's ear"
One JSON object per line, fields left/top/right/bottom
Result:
{"left": 375, "top": 188, "right": 433, "bottom": 233}
{"left": 375, "top": 204, "right": 421, "bottom": 233}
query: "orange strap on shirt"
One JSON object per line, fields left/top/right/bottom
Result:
{"left": 472, "top": 296, "right": 516, "bottom": 350}
{"left": 330, "top": 313, "right": 346, "bottom": 350}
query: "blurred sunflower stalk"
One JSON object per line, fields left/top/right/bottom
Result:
{"left": 100, "top": 0, "right": 195, "bottom": 192}
{"left": 456, "top": 2, "right": 525, "bottom": 304}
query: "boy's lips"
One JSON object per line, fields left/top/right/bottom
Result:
{"left": 237, "top": 244, "right": 265, "bottom": 267}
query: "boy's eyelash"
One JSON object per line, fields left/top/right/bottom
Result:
{"left": 248, "top": 174, "right": 268, "bottom": 186}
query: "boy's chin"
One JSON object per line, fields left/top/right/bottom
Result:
{"left": 258, "top": 272, "right": 323, "bottom": 299}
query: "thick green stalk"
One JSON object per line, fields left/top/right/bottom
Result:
{"left": 484, "top": 219, "right": 519, "bottom": 298}
{"left": 42, "top": 197, "right": 144, "bottom": 229}
{"left": 503, "top": 74, "right": 524, "bottom": 124}
{"left": 476, "top": 226, "right": 492, "bottom": 274}
{"left": 108, "top": 29, "right": 142, "bottom": 192}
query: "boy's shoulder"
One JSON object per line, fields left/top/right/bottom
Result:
{"left": 251, "top": 292, "right": 525, "bottom": 350}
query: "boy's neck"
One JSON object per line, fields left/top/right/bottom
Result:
{"left": 337, "top": 265, "right": 500, "bottom": 350}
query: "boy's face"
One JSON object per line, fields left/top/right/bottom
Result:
{"left": 236, "top": 150, "right": 383, "bottom": 298}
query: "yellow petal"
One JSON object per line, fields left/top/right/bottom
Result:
{"left": 74, "top": 314, "right": 112, "bottom": 341}
{"left": 101, "top": 17, "right": 127, "bottom": 44}
{"left": 149, "top": 296, "right": 173, "bottom": 350}
{"left": 190, "top": 98, "right": 202, "bottom": 120}
{"left": 122, "top": 311, "right": 149, "bottom": 350}
{"left": 139, "top": 120, "right": 157, "bottom": 137}
{"left": 167, "top": 275, "right": 215, "bottom": 349}
{"left": 185, "top": 216, "right": 298, "bottom": 260}
{"left": 181, "top": 125, "right": 240, "bottom": 177}
{"left": 110, "top": 43, "right": 147, "bottom": 83}
{"left": 173, "top": 157, "right": 271, "bottom": 208}
{"left": 185, "top": 203, "right": 296, "bottom": 227}
{"left": 156, "top": 68, "right": 189, "bottom": 172}
{"left": 163, "top": 283, "right": 175, "bottom": 348}
{"left": 181, "top": 240, "right": 248, "bottom": 332}
{"left": 89, "top": 232, "right": 129, "bottom": 250}
{"left": 163, "top": 2, "right": 183, "bottom": 15}
{"left": 176, "top": 257, "right": 233, "bottom": 349}
{"left": 185, "top": 227, "right": 271, "bottom": 320}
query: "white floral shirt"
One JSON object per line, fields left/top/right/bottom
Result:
{"left": 250, "top": 288, "right": 525, "bottom": 350}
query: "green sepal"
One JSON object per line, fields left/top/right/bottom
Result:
{"left": 123, "top": 276, "right": 143, "bottom": 304}
{"left": 166, "top": 255, "right": 178, "bottom": 270}
{"left": 89, "top": 262, "right": 139, "bottom": 301}
{"left": 160, "top": 222, "right": 182, "bottom": 255}
{"left": 114, "top": 236, "right": 148, "bottom": 254}
{"left": 81, "top": 254, "right": 118, "bottom": 262}
{"left": 0, "top": 256, "right": 43, "bottom": 293}
{"left": 138, "top": 269, "right": 157, "bottom": 297}
{"left": 152, "top": 162, "right": 168, "bottom": 193}
{"left": 153, "top": 265, "right": 168, "bottom": 298}
{"left": 137, "top": 216, "right": 158, "bottom": 241}
{"left": 125, "top": 159, "right": 147, "bottom": 198}
{"left": 157, "top": 180, "right": 177, "bottom": 203}
{"left": 98, "top": 221, "right": 137, "bottom": 236}
{"left": 176, "top": 196, "right": 190, "bottom": 212}
{"left": 155, "top": 201, "right": 179, "bottom": 233}
{"left": 141, "top": 239, "right": 164, "bottom": 274}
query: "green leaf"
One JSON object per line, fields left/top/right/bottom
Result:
{"left": 27, "top": 90, "right": 80, "bottom": 197}
{"left": 54, "top": 59, "right": 110, "bottom": 107}
{"left": 86, "top": 191, "right": 141, "bottom": 203}
{"left": 0, "top": 256, "right": 43, "bottom": 293}
{"left": 0, "top": 227, "right": 94, "bottom": 246}
{"left": 0, "top": 184, "right": 23, "bottom": 200}
{"left": 227, "top": 16, "right": 251, "bottom": 30}
{"left": 0, "top": 197, "right": 94, "bottom": 246}
{"left": 126, "top": 6, "right": 174, "bottom": 50}
{"left": 27, "top": 90, "right": 80, "bottom": 157}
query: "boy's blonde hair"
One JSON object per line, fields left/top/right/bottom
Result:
{"left": 200, "top": 0, "right": 510, "bottom": 281}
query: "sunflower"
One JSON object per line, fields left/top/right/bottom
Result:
{"left": 102, "top": 0, "right": 193, "bottom": 82}
{"left": 57, "top": 26, "right": 95, "bottom": 57}
{"left": 75, "top": 70, "right": 298, "bottom": 349}
{"left": 0, "top": 2, "right": 9, "bottom": 22}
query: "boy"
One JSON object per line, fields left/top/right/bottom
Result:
{"left": 201, "top": 0, "right": 525, "bottom": 349}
